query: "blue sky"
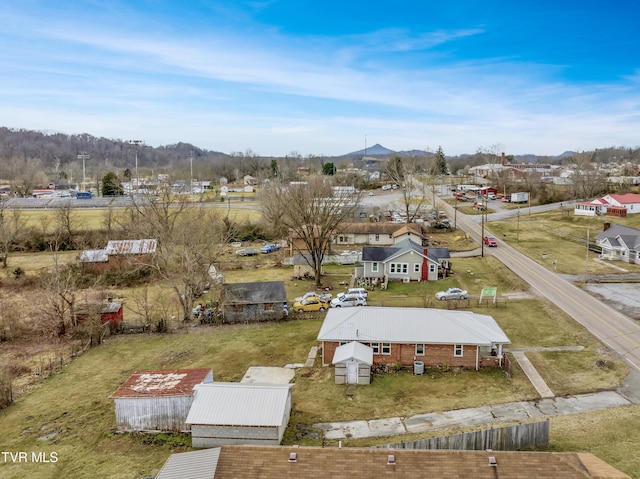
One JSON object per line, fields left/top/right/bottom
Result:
{"left": 1, "top": 1, "right": 639, "bottom": 157}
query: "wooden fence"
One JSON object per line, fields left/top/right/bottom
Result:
{"left": 374, "top": 419, "right": 549, "bottom": 451}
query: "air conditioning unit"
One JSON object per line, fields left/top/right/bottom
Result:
{"left": 402, "top": 277, "right": 410, "bottom": 283}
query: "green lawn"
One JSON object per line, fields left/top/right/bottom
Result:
{"left": 488, "top": 209, "right": 640, "bottom": 275}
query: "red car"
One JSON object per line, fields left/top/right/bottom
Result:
{"left": 483, "top": 236, "right": 498, "bottom": 247}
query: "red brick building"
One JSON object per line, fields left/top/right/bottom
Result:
{"left": 317, "top": 307, "right": 510, "bottom": 371}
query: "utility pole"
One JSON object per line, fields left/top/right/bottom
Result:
{"left": 189, "top": 150, "right": 194, "bottom": 193}
{"left": 77, "top": 152, "right": 89, "bottom": 191}
{"left": 129, "top": 140, "right": 143, "bottom": 193}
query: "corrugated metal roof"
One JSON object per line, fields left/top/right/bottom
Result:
{"left": 317, "top": 307, "right": 510, "bottom": 346}
{"left": 186, "top": 383, "right": 292, "bottom": 427}
{"left": 110, "top": 368, "right": 212, "bottom": 398}
{"left": 332, "top": 341, "right": 373, "bottom": 365}
{"left": 105, "top": 238, "right": 157, "bottom": 255}
{"left": 78, "top": 249, "right": 108, "bottom": 263}
{"left": 156, "top": 447, "right": 221, "bottom": 479}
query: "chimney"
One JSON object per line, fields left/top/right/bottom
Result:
{"left": 501, "top": 152, "right": 505, "bottom": 166}
{"left": 603, "top": 221, "right": 611, "bottom": 231}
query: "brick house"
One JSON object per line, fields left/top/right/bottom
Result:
{"left": 317, "top": 307, "right": 510, "bottom": 370}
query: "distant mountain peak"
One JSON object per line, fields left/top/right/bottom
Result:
{"left": 347, "top": 143, "right": 396, "bottom": 156}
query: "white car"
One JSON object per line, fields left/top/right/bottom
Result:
{"left": 435, "top": 288, "right": 468, "bottom": 300}
{"left": 331, "top": 293, "right": 367, "bottom": 308}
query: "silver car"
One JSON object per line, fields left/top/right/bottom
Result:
{"left": 435, "top": 288, "right": 468, "bottom": 300}
{"left": 330, "top": 293, "right": 367, "bottom": 308}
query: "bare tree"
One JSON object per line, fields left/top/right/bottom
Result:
{"left": 385, "top": 156, "right": 430, "bottom": 223}
{"left": 122, "top": 188, "right": 229, "bottom": 321}
{"left": 39, "top": 250, "right": 79, "bottom": 336}
{"left": 261, "top": 176, "right": 361, "bottom": 287}
{"left": 568, "top": 151, "right": 608, "bottom": 199}
{"left": 0, "top": 201, "right": 27, "bottom": 268}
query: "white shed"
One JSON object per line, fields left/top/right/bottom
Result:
{"left": 186, "top": 383, "right": 292, "bottom": 448}
{"left": 110, "top": 368, "right": 213, "bottom": 432}
{"left": 332, "top": 341, "right": 373, "bottom": 385}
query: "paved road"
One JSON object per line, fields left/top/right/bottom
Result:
{"left": 438, "top": 199, "right": 640, "bottom": 373}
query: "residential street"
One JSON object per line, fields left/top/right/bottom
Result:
{"left": 438, "top": 199, "right": 640, "bottom": 373}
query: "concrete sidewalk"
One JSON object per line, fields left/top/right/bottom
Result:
{"left": 314, "top": 390, "right": 632, "bottom": 440}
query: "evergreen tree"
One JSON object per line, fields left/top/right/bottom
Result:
{"left": 102, "top": 171, "right": 124, "bottom": 196}
{"left": 322, "top": 162, "right": 336, "bottom": 175}
{"left": 434, "top": 146, "right": 448, "bottom": 175}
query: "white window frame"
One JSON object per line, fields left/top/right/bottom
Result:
{"left": 370, "top": 342, "right": 380, "bottom": 354}
{"left": 375, "top": 233, "right": 380, "bottom": 241}
{"left": 415, "top": 344, "right": 425, "bottom": 356}
{"left": 413, "top": 263, "right": 420, "bottom": 273}
{"left": 389, "top": 263, "right": 408, "bottom": 274}
{"left": 429, "top": 264, "right": 436, "bottom": 273}
{"left": 381, "top": 343, "right": 391, "bottom": 355}
{"left": 372, "top": 262, "right": 379, "bottom": 273}
{"left": 454, "top": 344, "right": 463, "bottom": 357}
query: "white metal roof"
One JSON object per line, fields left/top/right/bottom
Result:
{"left": 105, "top": 238, "right": 157, "bottom": 255}
{"left": 156, "top": 448, "right": 221, "bottom": 479}
{"left": 332, "top": 341, "right": 373, "bottom": 365}
{"left": 317, "top": 307, "right": 510, "bottom": 346}
{"left": 186, "top": 383, "right": 292, "bottom": 427}
{"left": 78, "top": 249, "right": 108, "bottom": 263}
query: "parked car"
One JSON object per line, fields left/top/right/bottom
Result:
{"left": 260, "top": 243, "right": 281, "bottom": 254}
{"left": 346, "top": 287, "right": 368, "bottom": 298}
{"left": 236, "top": 248, "right": 259, "bottom": 256}
{"left": 483, "top": 236, "right": 498, "bottom": 247}
{"left": 294, "top": 292, "right": 332, "bottom": 303}
{"left": 487, "top": 193, "right": 497, "bottom": 200}
{"left": 292, "top": 297, "right": 330, "bottom": 313}
{"left": 330, "top": 293, "right": 367, "bottom": 308}
{"left": 435, "top": 288, "right": 468, "bottom": 300}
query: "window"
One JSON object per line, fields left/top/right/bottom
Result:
{"left": 233, "top": 304, "right": 244, "bottom": 313}
{"left": 389, "top": 263, "right": 408, "bottom": 274}
{"left": 454, "top": 345, "right": 463, "bottom": 357}
{"left": 375, "top": 233, "right": 380, "bottom": 241}
{"left": 370, "top": 342, "right": 380, "bottom": 354}
{"left": 339, "top": 341, "right": 348, "bottom": 346}
{"left": 381, "top": 343, "right": 391, "bottom": 355}
{"left": 372, "top": 262, "right": 379, "bottom": 273}
{"left": 339, "top": 235, "right": 346, "bottom": 243}
{"left": 415, "top": 344, "right": 424, "bottom": 356}
{"left": 264, "top": 303, "right": 274, "bottom": 311}
{"left": 413, "top": 263, "right": 420, "bottom": 273}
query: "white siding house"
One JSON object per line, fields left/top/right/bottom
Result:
{"left": 186, "top": 383, "right": 292, "bottom": 448}
{"left": 110, "top": 368, "right": 213, "bottom": 432}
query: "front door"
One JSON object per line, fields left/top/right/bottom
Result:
{"left": 347, "top": 361, "right": 358, "bottom": 384}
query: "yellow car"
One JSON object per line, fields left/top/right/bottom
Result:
{"left": 292, "top": 297, "right": 330, "bottom": 313}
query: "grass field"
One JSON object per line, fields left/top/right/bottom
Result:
{"left": 488, "top": 208, "right": 640, "bottom": 275}
{"left": 19, "top": 204, "right": 262, "bottom": 233}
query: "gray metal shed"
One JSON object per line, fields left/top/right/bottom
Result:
{"left": 186, "top": 383, "right": 292, "bottom": 448}
{"left": 110, "top": 368, "right": 213, "bottom": 432}
{"left": 332, "top": 341, "right": 373, "bottom": 385}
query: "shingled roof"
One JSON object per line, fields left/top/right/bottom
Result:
{"left": 156, "top": 445, "right": 631, "bottom": 479}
